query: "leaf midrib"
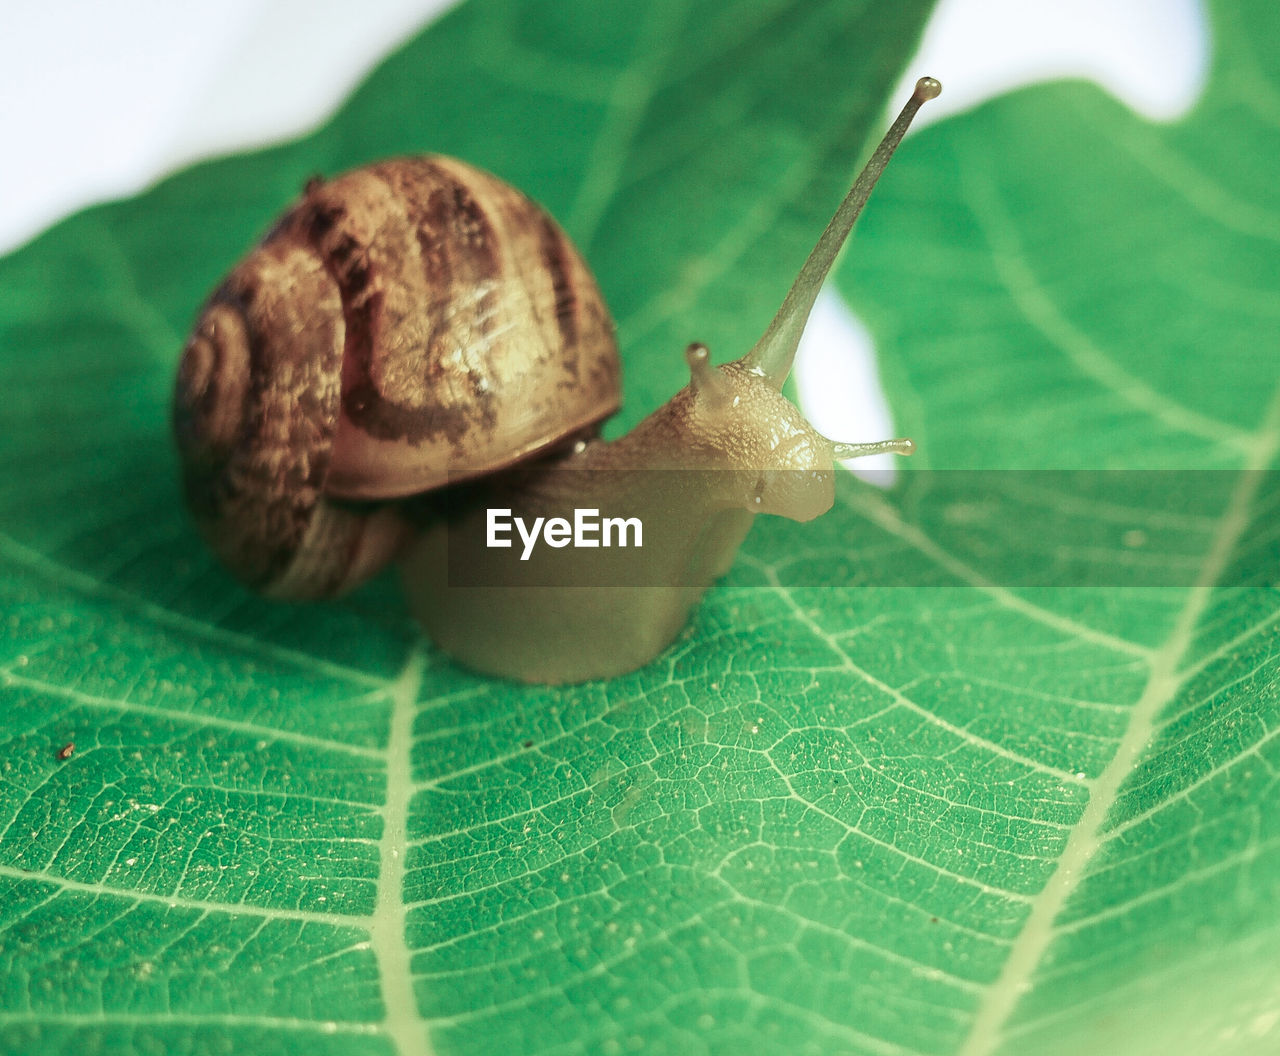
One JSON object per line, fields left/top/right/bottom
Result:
{"left": 371, "top": 646, "right": 431, "bottom": 1056}
{"left": 957, "top": 380, "right": 1280, "bottom": 1056}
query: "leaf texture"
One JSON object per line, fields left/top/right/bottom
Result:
{"left": 2, "top": 0, "right": 1278, "bottom": 1054}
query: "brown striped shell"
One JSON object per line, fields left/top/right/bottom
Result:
{"left": 173, "top": 156, "right": 620, "bottom": 599}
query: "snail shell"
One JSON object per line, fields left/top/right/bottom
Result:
{"left": 173, "top": 157, "right": 620, "bottom": 598}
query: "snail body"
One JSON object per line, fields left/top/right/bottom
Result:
{"left": 404, "top": 351, "right": 911, "bottom": 683}
{"left": 173, "top": 78, "right": 941, "bottom": 683}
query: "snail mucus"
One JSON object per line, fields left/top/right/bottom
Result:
{"left": 173, "top": 77, "right": 941, "bottom": 683}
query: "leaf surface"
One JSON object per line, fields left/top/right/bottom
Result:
{"left": 827, "top": 1, "right": 1280, "bottom": 1052}
{"left": 2, "top": 1, "right": 1278, "bottom": 1055}
{"left": 0, "top": 1, "right": 934, "bottom": 1054}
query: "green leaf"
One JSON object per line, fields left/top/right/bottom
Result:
{"left": 1, "top": 1, "right": 945, "bottom": 1054}
{"left": 820, "top": 1, "right": 1279, "bottom": 1053}
{"left": 2, "top": 0, "right": 1276, "bottom": 1053}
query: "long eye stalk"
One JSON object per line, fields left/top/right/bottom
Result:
{"left": 742, "top": 76, "right": 941, "bottom": 387}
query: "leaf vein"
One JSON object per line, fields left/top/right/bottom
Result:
{"left": 956, "top": 382, "right": 1280, "bottom": 1056}
{"left": 369, "top": 645, "right": 434, "bottom": 1056}
{"left": 0, "top": 864, "right": 371, "bottom": 928}
{"left": 0, "top": 532, "right": 386, "bottom": 690}
{"left": 0, "top": 667, "right": 387, "bottom": 762}
{"left": 957, "top": 141, "right": 1255, "bottom": 452}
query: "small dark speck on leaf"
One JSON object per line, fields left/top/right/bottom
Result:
{"left": 523, "top": 740, "right": 534, "bottom": 749}
{"left": 930, "top": 917, "right": 939, "bottom": 924}
{"left": 57, "top": 743, "right": 74, "bottom": 761}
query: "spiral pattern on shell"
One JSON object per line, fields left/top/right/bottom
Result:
{"left": 173, "top": 156, "right": 621, "bottom": 598}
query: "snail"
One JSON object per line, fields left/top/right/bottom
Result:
{"left": 174, "top": 77, "right": 941, "bottom": 684}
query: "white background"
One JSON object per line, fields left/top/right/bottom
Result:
{"left": 0, "top": 0, "right": 1209, "bottom": 475}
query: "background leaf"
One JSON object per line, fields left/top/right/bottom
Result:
{"left": 822, "top": 0, "right": 1279, "bottom": 1052}
{"left": 1, "top": 0, "right": 1277, "bottom": 1054}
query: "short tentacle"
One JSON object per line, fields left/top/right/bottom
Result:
{"left": 685, "top": 342, "right": 731, "bottom": 409}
